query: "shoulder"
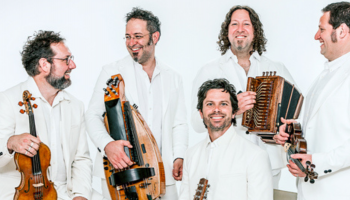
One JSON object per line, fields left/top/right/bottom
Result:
{"left": 0, "top": 81, "right": 26, "bottom": 102}
{"left": 260, "top": 55, "right": 286, "bottom": 69}
{"left": 101, "top": 55, "right": 133, "bottom": 73}
{"left": 199, "top": 57, "right": 223, "bottom": 74}
{"left": 61, "top": 91, "right": 85, "bottom": 111}
{"left": 185, "top": 138, "right": 208, "bottom": 158}
{"left": 234, "top": 133, "right": 268, "bottom": 156}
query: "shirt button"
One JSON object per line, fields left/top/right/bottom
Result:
{"left": 149, "top": 108, "right": 152, "bottom": 110}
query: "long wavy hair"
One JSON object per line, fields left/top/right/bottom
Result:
{"left": 217, "top": 5, "right": 267, "bottom": 55}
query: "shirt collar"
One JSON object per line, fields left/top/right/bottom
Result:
{"left": 205, "top": 125, "right": 236, "bottom": 148}
{"left": 223, "top": 49, "right": 261, "bottom": 63}
{"left": 133, "top": 58, "right": 161, "bottom": 77}
{"left": 324, "top": 51, "right": 350, "bottom": 72}
{"left": 26, "top": 76, "right": 70, "bottom": 106}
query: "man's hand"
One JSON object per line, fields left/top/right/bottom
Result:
{"left": 236, "top": 91, "right": 256, "bottom": 115}
{"left": 273, "top": 118, "right": 295, "bottom": 146}
{"left": 7, "top": 133, "right": 41, "bottom": 157}
{"left": 73, "top": 197, "right": 87, "bottom": 200}
{"left": 172, "top": 158, "right": 184, "bottom": 181}
{"left": 104, "top": 140, "right": 133, "bottom": 169}
{"left": 287, "top": 154, "right": 312, "bottom": 177}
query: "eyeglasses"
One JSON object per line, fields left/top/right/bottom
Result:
{"left": 49, "top": 55, "right": 74, "bottom": 65}
{"left": 124, "top": 33, "right": 150, "bottom": 41}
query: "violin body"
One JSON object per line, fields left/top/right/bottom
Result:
{"left": 103, "top": 74, "right": 165, "bottom": 200}
{"left": 14, "top": 143, "right": 57, "bottom": 200}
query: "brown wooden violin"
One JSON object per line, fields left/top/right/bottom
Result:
{"left": 14, "top": 90, "right": 57, "bottom": 200}
{"left": 102, "top": 74, "right": 165, "bottom": 200}
{"left": 284, "top": 123, "right": 318, "bottom": 183}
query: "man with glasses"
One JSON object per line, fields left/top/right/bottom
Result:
{"left": 86, "top": 7, "right": 188, "bottom": 200}
{"left": 0, "top": 31, "right": 103, "bottom": 199}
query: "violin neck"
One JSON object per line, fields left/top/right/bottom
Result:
{"left": 28, "top": 112, "right": 38, "bottom": 138}
{"left": 28, "top": 112, "right": 42, "bottom": 175}
{"left": 287, "top": 149, "right": 306, "bottom": 173}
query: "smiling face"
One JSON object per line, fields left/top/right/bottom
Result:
{"left": 125, "top": 18, "right": 155, "bottom": 64}
{"left": 228, "top": 9, "right": 254, "bottom": 54}
{"left": 314, "top": 12, "right": 339, "bottom": 61}
{"left": 199, "top": 89, "right": 235, "bottom": 135}
{"left": 46, "top": 42, "right": 76, "bottom": 90}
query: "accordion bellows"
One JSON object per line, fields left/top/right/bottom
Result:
{"left": 242, "top": 72, "right": 303, "bottom": 144}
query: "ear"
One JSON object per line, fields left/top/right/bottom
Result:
{"left": 199, "top": 109, "right": 204, "bottom": 119}
{"left": 338, "top": 23, "right": 349, "bottom": 39}
{"left": 38, "top": 58, "right": 51, "bottom": 75}
{"left": 232, "top": 113, "right": 236, "bottom": 119}
{"left": 152, "top": 31, "right": 160, "bottom": 45}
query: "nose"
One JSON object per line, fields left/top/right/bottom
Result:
{"left": 314, "top": 30, "right": 321, "bottom": 40}
{"left": 69, "top": 60, "right": 76, "bottom": 69}
{"left": 127, "top": 37, "right": 137, "bottom": 47}
{"left": 237, "top": 23, "right": 244, "bottom": 32}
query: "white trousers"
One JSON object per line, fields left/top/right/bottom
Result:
{"left": 101, "top": 179, "right": 178, "bottom": 200}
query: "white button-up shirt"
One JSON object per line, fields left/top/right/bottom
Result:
{"left": 134, "top": 60, "right": 163, "bottom": 153}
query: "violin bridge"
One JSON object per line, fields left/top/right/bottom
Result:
{"left": 33, "top": 183, "right": 44, "bottom": 188}
{"left": 283, "top": 143, "right": 291, "bottom": 152}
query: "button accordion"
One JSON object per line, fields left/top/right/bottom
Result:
{"left": 242, "top": 71, "right": 303, "bottom": 144}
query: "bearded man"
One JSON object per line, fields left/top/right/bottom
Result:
{"left": 0, "top": 31, "right": 100, "bottom": 200}
{"left": 86, "top": 8, "right": 188, "bottom": 200}
{"left": 179, "top": 78, "right": 272, "bottom": 200}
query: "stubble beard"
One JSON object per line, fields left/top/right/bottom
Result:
{"left": 203, "top": 114, "right": 232, "bottom": 132}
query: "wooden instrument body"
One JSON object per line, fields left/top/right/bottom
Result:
{"left": 14, "top": 143, "right": 57, "bottom": 200}
{"left": 14, "top": 90, "right": 57, "bottom": 200}
{"left": 193, "top": 178, "right": 209, "bottom": 200}
{"left": 242, "top": 72, "right": 303, "bottom": 143}
{"left": 103, "top": 74, "right": 165, "bottom": 200}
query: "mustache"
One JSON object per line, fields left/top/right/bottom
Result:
{"left": 208, "top": 111, "right": 225, "bottom": 117}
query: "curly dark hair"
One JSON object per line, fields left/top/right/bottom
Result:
{"left": 217, "top": 5, "right": 267, "bottom": 56}
{"left": 322, "top": 2, "right": 350, "bottom": 30}
{"left": 126, "top": 7, "right": 161, "bottom": 44}
{"left": 197, "top": 78, "right": 239, "bottom": 126}
{"left": 21, "top": 31, "right": 65, "bottom": 77}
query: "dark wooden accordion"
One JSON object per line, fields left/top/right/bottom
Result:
{"left": 242, "top": 71, "right": 303, "bottom": 144}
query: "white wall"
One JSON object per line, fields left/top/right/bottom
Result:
{"left": 0, "top": 0, "right": 337, "bottom": 194}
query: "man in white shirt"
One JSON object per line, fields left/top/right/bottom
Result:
{"left": 274, "top": 2, "right": 350, "bottom": 199}
{"left": 180, "top": 78, "right": 273, "bottom": 200}
{"left": 85, "top": 8, "right": 188, "bottom": 200}
{"left": 191, "top": 5, "right": 296, "bottom": 188}
{"left": 0, "top": 31, "right": 97, "bottom": 200}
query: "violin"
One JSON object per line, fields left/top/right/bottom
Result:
{"left": 14, "top": 90, "right": 57, "bottom": 200}
{"left": 102, "top": 74, "right": 165, "bottom": 200}
{"left": 284, "top": 123, "right": 318, "bottom": 183}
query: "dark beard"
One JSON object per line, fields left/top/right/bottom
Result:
{"left": 46, "top": 65, "right": 71, "bottom": 90}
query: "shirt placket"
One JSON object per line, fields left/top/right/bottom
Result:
{"left": 148, "top": 79, "right": 153, "bottom": 131}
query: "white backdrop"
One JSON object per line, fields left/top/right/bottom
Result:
{"left": 0, "top": 0, "right": 337, "bottom": 194}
